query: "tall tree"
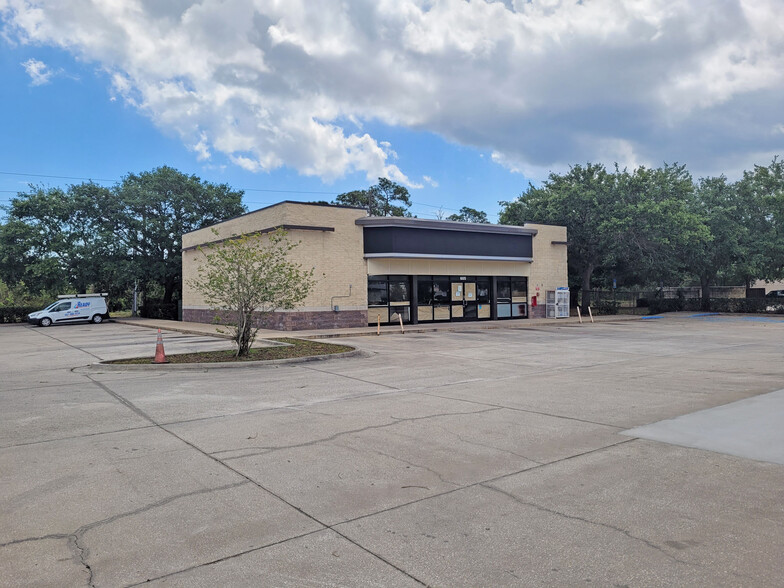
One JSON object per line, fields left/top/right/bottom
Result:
{"left": 499, "top": 163, "right": 617, "bottom": 312}
{"left": 114, "top": 166, "right": 245, "bottom": 303}
{"left": 0, "top": 167, "right": 245, "bottom": 306}
{"left": 680, "top": 176, "right": 744, "bottom": 309}
{"left": 335, "top": 177, "right": 412, "bottom": 216}
{"left": 608, "top": 164, "right": 706, "bottom": 288}
{"left": 448, "top": 206, "right": 489, "bottom": 223}
{"left": 499, "top": 163, "right": 708, "bottom": 312}
{"left": 737, "top": 157, "right": 784, "bottom": 285}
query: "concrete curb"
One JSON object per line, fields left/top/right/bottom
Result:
{"left": 76, "top": 345, "right": 366, "bottom": 372}
{"left": 114, "top": 313, "right": 643, "bottom": 341}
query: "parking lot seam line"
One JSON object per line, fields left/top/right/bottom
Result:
{"left": 332, "top": 438, "right": 637, "bottom": 531}
{"left": 29, "top": 327, "right": 104, "bottom": 362}
{"left": 86, "top": 376, "right": 157, "bottom": 425}
{"left": 297, "top": 363, "right": 402, "bottom": 390}
{"left": 480, "top": 484, "right": 702, "bottom": 568}
{"left": 123, "top": 528, "right": 328, "bottom": 587}
{"left": 155, "top": 388, "right": 412, "bottom": 429}
{"left": 216, "top": 407, "right": 503, "bottom": 462}
{"left": 0, "top": 424, "right": 157, "bottom": 450}
{"left": 159, "top": 425, "right": 429, "bottom": 587}
{"left": 80, "top": 374, "right": 429, "bottom": 587}
{"left": 420, "top": 391, "right": 625, "bottom": 430}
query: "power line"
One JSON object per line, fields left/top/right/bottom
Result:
{"left": 0, "top": 169, "right": 499, "bottom": 217}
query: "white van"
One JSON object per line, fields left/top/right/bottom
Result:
{"left": 27, "top": 293, "right": 110, "bottom": 327}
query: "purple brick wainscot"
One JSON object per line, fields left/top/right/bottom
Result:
{"left": 183, "top": 308, "right": 368, "bottom": 331}
{"left": 530, "top": 303, "right": 547, "bottom": 319}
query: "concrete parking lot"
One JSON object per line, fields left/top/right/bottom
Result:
{"left": 1, "top": 316, "right": 783, "bottom": 587}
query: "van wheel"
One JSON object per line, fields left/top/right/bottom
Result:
{"left": 91, "top": 314, "right": 103, "bottom": 324}
{"left": 40, "top": 317, "right": 52, "bottom": 327}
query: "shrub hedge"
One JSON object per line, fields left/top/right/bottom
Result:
{"left": 140, "top": 300, "right": 179, "bottom": 320}
{"left": 648, "top": 297, "right": 784, "bottom": 315}
{"left": 0, "top": 306, "right": 39, "bottom": 323}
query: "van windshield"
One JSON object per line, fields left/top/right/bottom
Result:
{"left": 43, "top": 301, "right": 59, "bottom": 311}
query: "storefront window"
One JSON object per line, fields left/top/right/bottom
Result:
{"left": 389, "top": 279, "right": 409, "bottom": 303}
{"left": 417, "top": 280, "right": 434, "bottom": 305}
{"left": 368, "top": 280, "right": 388, "bottom": 306}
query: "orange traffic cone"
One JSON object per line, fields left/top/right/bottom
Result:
{"left": 153, "top": 329, "right": 168, "bottom": 364}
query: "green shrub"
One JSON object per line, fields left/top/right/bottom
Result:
{"left": 0, "top": 306, "right": 39, "bottom": 323}
{"left": 140, "top": 300, "right": 179, "bottom": 320}
{"left": 592, "top": 299, "right": 620, "bottom": 315}
{"left": 648, "top": 297, "right": 784, "bottom": 315}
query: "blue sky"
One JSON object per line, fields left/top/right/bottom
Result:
{"left": 1, "top": 1, "right": 782, "bottom": 223}
{"left": 0, "top": 38, "right": 524, "bottom": 222}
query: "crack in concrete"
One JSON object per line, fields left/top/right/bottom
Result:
{"left": 422, "top": 390, "right": 624, "bottom": 430}
{"left": 453, "top": 432, "right": 543, "bottom": 465}
{"left": 1, "top": 481, "right": 251, "bottom": 586}
{"left": 0, "top": 424, "right": 157, "bottom": 450}
{"left": 0, "top": 533, "right": 70, "bottom": 548}
{"left": 480, "top": 483, "right": 702, "bottom": 569}
{"left": 71, "top": 481, "right": 250, "bottom": 540}
{"left": 215, "top": 407, "right": 502, "bottom": 462}
{"left": 335, "top": 441, "right": 459, "bottom": 488}
{"left": 78, "top": 374, "right": 429, "bottom": 588}
{"left": 68, "top": 533, "right": 95, "bottom": 587}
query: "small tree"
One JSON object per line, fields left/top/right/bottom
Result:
{"left": 190, "top": 229, "right": 315, "bottom": 357}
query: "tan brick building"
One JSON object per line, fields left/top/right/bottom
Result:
{"left": 182, "top": 201, "right": 568, "bottom": 330}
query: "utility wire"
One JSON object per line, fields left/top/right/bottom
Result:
{"left": 0, "top": 169, "right": 496, "bottom": 217}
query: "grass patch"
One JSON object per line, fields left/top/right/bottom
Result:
{"left": 106, "top": 338, "right": 354, "bottom": 365}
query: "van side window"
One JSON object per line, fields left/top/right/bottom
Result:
{"left": 54, "top": 302, "right": 71, "bottom": 312}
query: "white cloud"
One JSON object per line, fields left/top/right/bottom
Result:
{"left": 21, "top": 57, "right": 52, "bottom": 85}
{"left": 423, "top": 175, "right": 438, "bottom": 188}
{"left": 3, "top": 0, "right": 783, "bottom": 182}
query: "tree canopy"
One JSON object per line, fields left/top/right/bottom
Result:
{"left": 0, "top": 166, "right": 245, "bottom": 307}
{"left": 448, "top": 206, "right": 489, "bottom": 223}
{"left": 335, "top": 177, "right": 412, "bottom": 216}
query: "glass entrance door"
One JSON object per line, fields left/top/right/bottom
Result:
{"left": 451, "top": 279, "right": 477, "bottom": 321}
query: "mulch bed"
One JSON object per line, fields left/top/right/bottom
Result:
{"left": 106, "top": 338, "right": 354, "bottom": 364}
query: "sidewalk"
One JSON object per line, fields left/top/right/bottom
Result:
{"left": 113, "top": 312, "right": 640, "bottom": 340}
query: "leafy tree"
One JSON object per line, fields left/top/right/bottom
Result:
{"left": 189, "top": 229, "right": 315, "bottom": 356}
{"left": 499, "top": 163, "right": 617, "bottom": 311}
{"left": 499, "top": 163, "right": 708, "bottom": 312}
{"left": 0, "top": 167, "right": 246, "bottom": 308}
{"left": 607, "top": 164, "right": 706, "bottom": 288}
{"left": 448, "top": 207, "right": 489, "bottom": 223}
{"left": 679, "top": 176, "right": 744, "bottom": 309}
{"left": 335, "top": 177, "right": 412, "bottom": 216}
{"left": 0, "top": 184, "right": 113, "bottom": 295}
{"left": 737, "top": 157, "right": 784, "bottom": 284}
{"left": 115, "top": 166, "right": 245, "bottom": 303}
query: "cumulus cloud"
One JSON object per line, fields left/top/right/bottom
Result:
{"left": 21, "top": 57, "right": 52, "bottom": 85}
{"left": 2, "top": 0, "right": 783, "bottom": 181}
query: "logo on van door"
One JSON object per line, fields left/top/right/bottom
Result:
{"left": 75, "top": 301, "right": 91, "bottom": 308}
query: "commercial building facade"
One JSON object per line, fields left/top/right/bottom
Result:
{"left": 182, "top": 201, "right": 568, "bottom": 330}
